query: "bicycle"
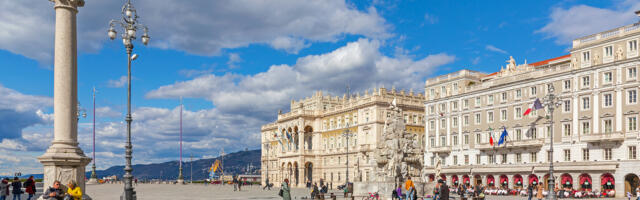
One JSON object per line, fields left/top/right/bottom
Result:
{"left": 362, "top": 192, "right": 379, "bottom": 200}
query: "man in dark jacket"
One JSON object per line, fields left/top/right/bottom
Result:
{"left": 10, "top": 177, "right": 21, "bottom": 200}
{"left": 43, "top": 180, "right": 64, "bottom": 200}
{"left": 439, "top": 180, "right": 449, "bottom": 200}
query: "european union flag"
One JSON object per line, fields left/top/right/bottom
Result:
{"left": 498, "top": 127, "right": 508, "bottom": 146}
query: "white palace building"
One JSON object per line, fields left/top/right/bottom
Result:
{"left": 423, "top": 21, "right": 640, "bottom": 197}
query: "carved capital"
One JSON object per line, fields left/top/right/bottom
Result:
{"left": 50, "top": 0, "right": 85, "bottom": 11}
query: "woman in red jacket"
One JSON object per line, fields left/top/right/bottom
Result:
{"left": 24, "top": 176, "right": 36, "bottom": 200}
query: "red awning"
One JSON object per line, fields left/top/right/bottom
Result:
{"left": 529, "top": 175, "right": 539, "bottom": 184}
{"left": 580, "top": 175, "right": 592, "bottom": 185}
{"left": 487, "top": 176, "right": 495, "bottom": 184}
{"left": 463, "top": 176, "right": 470, "bottom": 184}
{"left": 500, "top": 176, "right": 508, "bottom": 185}
{"left": 561, "top": 174, "right": 573, "bottom": 185}
{"left": 452, "top": 176, "right": 459, "bottom": 183}
{"left": 440, "top": 174, "right": 447, "bottom": 181}
{"left": 601, "top": 175, "right": 614, "bottom": 186}
{"left": 514, "top": 175, "right": 523, "bottom": 185}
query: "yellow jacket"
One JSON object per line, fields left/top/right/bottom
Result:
{"left": 67, "top": 186, "right": 83, "bottom": 200}
{"left": 405, "top": 179, "right": 415, "bottom": 191}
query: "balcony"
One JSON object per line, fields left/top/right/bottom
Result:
{"left": 476, "top": 139, "right": 544, "bottom": 150}
{"left": 430, "top": 146, "right": 452, "bottom": 153}
{"left": 581, "top": 132, "right": 625, "bottom": 143}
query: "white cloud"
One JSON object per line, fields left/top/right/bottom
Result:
{"left": 227, "top": 53, "right": 242, "bottom": 69}
{"left": 0, "top": 84, "right": 52, "bottom": 139}
{"left": 0, "top": 0, "right": 390, "bottom": 64}
{"left": 537, "top": 1, "right": 640, "bottom": 44}
{"left": 0, "top": 139, "right": 26, "bottom": 151}
{"left": 147, "top": 38, "right": 455, "bottom": 120}
{"left": 485, "top": 45, "right": 508, "bottom": 54}
{"left": 95, "top": 106, "right": 122, "bottom": 118}
{"left": 106, "top": 76, "right": 127, "bottom": 88}
{"left": 424, "top": 13, "right": 438, "bottom": 24}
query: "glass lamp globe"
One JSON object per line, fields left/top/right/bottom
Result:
{"left": 125, "top": 8, "right": 133, "bottom": 17}
{"left": 123, "top": 38, "right": 131, "bottom": 46}
{"left": 108, "top": 28, "right": 117, "bottom": 40}
{"left": 127, "top": 28, "right": 136, "bottom": 38}
{"left": 141, "top": 33, "right": 150, "bottom": 45}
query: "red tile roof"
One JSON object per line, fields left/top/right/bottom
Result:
{"left": 529, "top": 54, "right": 571, "bottom": 67}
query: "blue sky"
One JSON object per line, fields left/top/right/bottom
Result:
{"left": 1, "top": 0, "right": 639, "bottom": 175}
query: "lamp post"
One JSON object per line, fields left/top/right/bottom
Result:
{"left": 107, "top": 0, "right": 150, "bottom": 199}
{"left": 88, "top": 87, "right": 99, "bottom": 184}
{"left": 177, "top": 98, "right": 184, "bottom": 184}
{"left": 342, "top": 84, "right": 354, "bottom": 188}
{"left": 543, "top": 84, "right": 562, "bottom": 200}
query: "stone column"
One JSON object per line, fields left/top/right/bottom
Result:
{"left": 38, "top": 0, "right": 91, "bottom": 195}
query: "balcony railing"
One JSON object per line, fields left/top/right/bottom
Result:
{"left": 430, "top": 146, "right": 452, "bottom": 153}
{"left": 581, "top": 132, "right": 625, "bottom": 142}
{"left": 475, "top": 139, "right": 543, "bottom": 150}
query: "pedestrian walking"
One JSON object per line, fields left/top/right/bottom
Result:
{"left": 43, "top": 180, "right": 64, "bottom": 200}
{"left": 279, "top": 179, "right": 291, "bottom": 200}
{"left": 263, "top": 179, "right": 271, "bottom": 190}
{"left": 24, "top": 176, "right": 36, "bottom": 200}
{"left": 527, "top": 184, "right": 533, "bottom": 200}
{"left": 405, "top": 177, "right": 415, "bottom": 200}
{"left": 10, "top": 177, "right": 21, "bottom": 200}
{"left": 0, "top": 178, "right": 8, "bottom": 200}
{"left": 439, "top": 179, "right": 449, "bottom": 200}
{"left": 536, "top": 184, "right": 543, "bottom": 200}
{"left": 233, "top": 176, "right": 238, "bottom": 191}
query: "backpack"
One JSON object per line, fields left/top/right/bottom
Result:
{"left": 392, "top": 189, "right": 398, "bottom": 198}
{"left": 278, "top": 189, "right": 283, "bottom": 197}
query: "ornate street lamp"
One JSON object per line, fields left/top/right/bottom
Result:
{"left": 107, "top": 0, "right": 149, "bottom": 199}
{"left": 543, "top": 84, "right": 562, "bottom": 200}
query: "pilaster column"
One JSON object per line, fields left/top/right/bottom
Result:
{"left": 38, "top": 0, "right": 91, "bottom": 195}
{"left": 615, "top": 88, "right": 623, "bottom": 132}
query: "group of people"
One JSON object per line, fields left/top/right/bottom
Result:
{"left": 0, "top": 176, "right": 37, "bottom": 200}
{"left": 392, "top": 177, "right": 419, "bottom": 200}
{"left": 308, "top": 179, "right": 329, "bottom": 199}
{"left": 0, "top": 176, "right": 83, "bottom": 200}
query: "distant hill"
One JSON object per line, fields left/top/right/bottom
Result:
{"left": 88, "top": 149, "right": 261, "bottom": 180}
{"left": 16, "top": 149, "right": 261, "bottom": 181}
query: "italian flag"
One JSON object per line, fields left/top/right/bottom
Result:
{"left": 523, "top": 98, "right": 543, "bottom": 116}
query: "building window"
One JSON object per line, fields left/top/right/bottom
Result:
{"left": 429, "top": 120, "right": 435, "bottom": 130}
{"left": 547, "top": 151, "right": 552, "bottom": 162}
{"left": 453, "top": 135, "right": 459, "bottom": 146}
{"left": 463, "top": 99, "right": 469, "bottom": 109}
{"left": 530, "top": 152, "right": 537, "bottom": 163}
{"left": 604, "top": 148, "right": 612, "bottom": 160}
{"left": 515, "top": 107, "right": 522, "bottom": 119}
{"left": 488, "top": 111, "right": 494, "bottom": 123}
{"left": 501, "top": 109, "right": 507, "bottom": 121}
{"left": 453, "top": 83, "right": 458, "bottom": 93}
{"left": 440, "top": 136, "right": 446, "bottom": 146}
{"left": 582, "top": 122, "right": 590, "bottom": 135}
{"left": 546, "top": 126, "right": 552, "bottom": 137}
{"left": 604, "top": 46, "right": 613, "bottom": 57}
{"left": 604, "top": 72, "right": 612, "bottom": 84}
{"left": 429, "top": 106, "right": 435, "bottom": 114}
{"left": 440, "top": 103, "right": 446, "bottom": 112}
{"left": 501, "top": 154, "right": 507, "bottom": 164}
{"left": 582, "top": 51, "right": 590, "bottom": 62}
{"left": 629, "top": 40, "right": 638, "bottom": 52}
{"left": 582, "top": 97, "right": 590, "bottom": 110}
{"left": 452, "top": 117, "right": 458, "bottom": 127}
{"left": 582, "top": 76, "right": 590, "bottom": 87}
{"left": 441, "top": 86, "right": 446, "bottom": 95}
{"left": 441, "top": 119, "right": 446, "bottom": 129}
{"left": 463, "top": 115, "right": 469, "bottom": 126}
{"left": 453, "top": 155, "right": 458, "bottom": 165}
{"left": 629, "top": 116, "right": 637, "bottom": 131}
{"left": 583, "top": 149, "right": 589, "bottom": 161}
{"left": 564, "top": 149, "right": 571, "bottom": 161}
{"left": 516, "top": 153, "right": 522, "bottom": 163}
{"left": 430, "top": 157, "right": 435, "bottom": 165}
{"left": 476, "top": 133, "right": 481, "bottom": 144}
{"left": 464, "top": 135, "right": 469, "bottom": 145}
{"left": 475, "top": 113, "right": 481, "bottom": 124}
{"left": 530, "top": 128, "right": 537, "bottom": 139}
{"left": 629, "top": 90, "right": 637, "bottom": 104}
{"left": 564, "top": 100, "right": 571, "bottom": 112}
{"left": 452, "top": 102, "right": 458, "bottom": 110}
{"left": 501, "top": 92, "right": 507, "bottom": 102}
{"left": 430, "top": 89, "right": 435, "bottom": 97}
{"left": 464, "top": 155, "right": 469, "bottom": 165}
{"left": 476, "top": 155, "right": 481, "bottom": 164}
{"left": 430, "top": 137, "right": 435, "bottom": 147}
{"left": 513, "top": 129, "right": 521, "bottom": 141}
{"left": 629, "top": 67, "right": 638, "bottom": 80}
{"left": 530, "top": 86, "right": 537, "bottom": 96}
{"left": 563, "top": 80, "right": 571, "bottom": 91}
{"left": 604, "top": 93, "right": 613, "bottom": 107}
{"left": 563, "top": 124, "right": 571, "bottom": 136}
{"left": 488, "top": 154, "right": 494, "bottom": 164}
{"left": 630, "top": 146, "right": 637, "bottom": 160}
{"left": 604, "top": 119, "right": 613, "bottom": 133}
{"left": 516, "top": 89, "right": 522, "bottom": 99}
{"left": 475, "top": 97, "right": 481, "bottom": 107}
{"left": 488, "top": 95, "right": 494, "bottom": 104}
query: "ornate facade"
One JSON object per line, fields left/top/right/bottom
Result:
{"left": 261, "top": 88, "right": 425, "bottom": 188}
{"left": 423, "top": 22, "right": 640, "bottom": 197}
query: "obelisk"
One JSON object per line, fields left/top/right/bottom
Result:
{"left": 38, "top": 0, "right": 91, "bottom": 195}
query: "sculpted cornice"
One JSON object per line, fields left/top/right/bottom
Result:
{"left": 50, "top": 0, "right": 85, "bottom": 11}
